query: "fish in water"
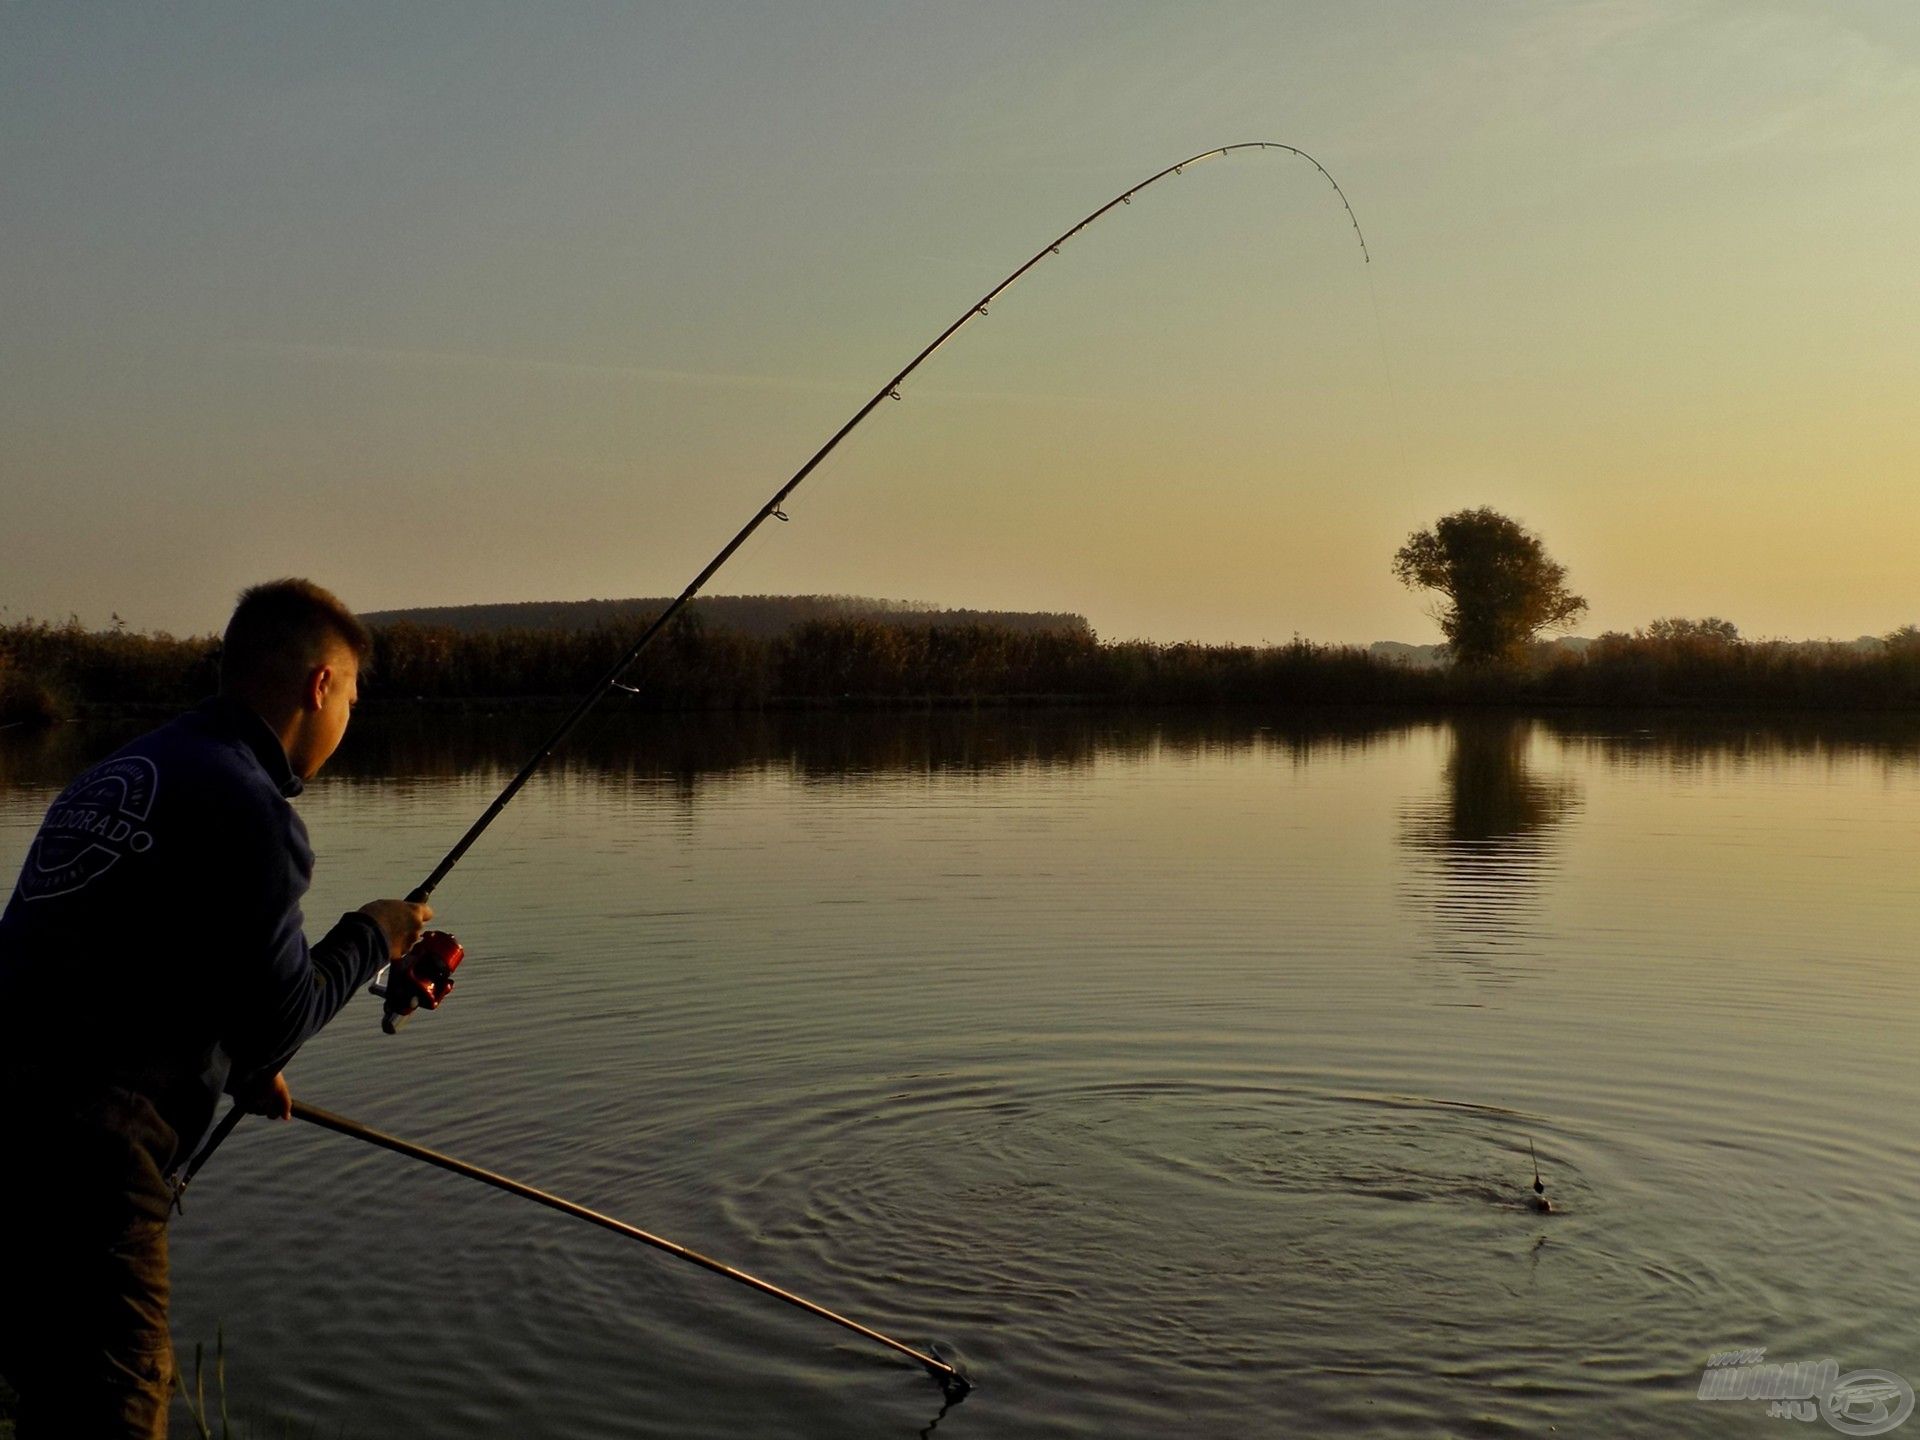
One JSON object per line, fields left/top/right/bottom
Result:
{"left": 1528, "top": 1138, "right": 1553, "bottom": 1213}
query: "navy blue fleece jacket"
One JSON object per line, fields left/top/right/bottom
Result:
{"left": 0, "top": 697, "right": 388, "bottom": 1164}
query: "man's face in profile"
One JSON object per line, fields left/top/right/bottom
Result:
{"left": 289, "top": 643, "right": 360, "bottom": 779}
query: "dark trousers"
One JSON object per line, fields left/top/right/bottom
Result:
{"left": 0, "top": 1086, "right": 178, "bottom": 1439}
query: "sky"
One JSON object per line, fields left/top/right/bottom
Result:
{"left": 3, "top": 1, "right": 1916, "bottom": 646}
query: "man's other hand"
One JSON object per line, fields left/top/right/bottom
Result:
{"left": 241, "top": 1070, "right": 294, "bottom": 1120}
{"left": 358, "top": 898, "right": 434, "bottom": 959}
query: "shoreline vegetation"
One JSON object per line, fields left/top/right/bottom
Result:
{"left": 5, "top": 614, "right": 1920, "bottom": 727}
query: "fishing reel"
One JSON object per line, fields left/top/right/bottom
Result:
{"left": 369, "top": 931, "right": 465, "bottom": 1034}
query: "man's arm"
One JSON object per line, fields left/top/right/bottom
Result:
{"left": 218, "top": 809, "right": 430, "bottom": 1082}
{"left": 221, "top": 908, "right": 385, "bottom": 1080}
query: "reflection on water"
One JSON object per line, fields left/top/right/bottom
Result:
{"left": 3, "top": 706, "right": 1918, "bottom": 1438}
{"left": 0, "top": 706, "right": 1428, "bottom": 796}
{"left": 1540, "top": 709, "right": 1920, "bottom": 774}
{"left": 1404, "top": 717, "right": 1582, "bottom": 849}
{"left": 1399, "top": 718, "right": 1582, "bottom": 990}
{"left": 9, "top": 705, "right": 1920, "bottom": 796}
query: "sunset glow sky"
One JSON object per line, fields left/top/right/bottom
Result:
{"left": 4, "top": 2, "right": 1916, "bottom": 645}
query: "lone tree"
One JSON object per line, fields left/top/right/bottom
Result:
{"left": 1392, "top": 507, "right": 1587, "bottom": 665}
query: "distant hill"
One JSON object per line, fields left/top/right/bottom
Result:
{"left": 361, "top": 594, "right": 1093, "bottom": 639}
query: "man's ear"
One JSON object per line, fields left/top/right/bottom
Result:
{"left": 304, "top": 662, "right": 333, "bottom": 713}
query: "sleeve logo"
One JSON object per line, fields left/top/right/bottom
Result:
{"left": 19, "top": 755, "right": 160, "bottom": 900}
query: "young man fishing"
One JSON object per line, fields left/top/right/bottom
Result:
{"left": 0, "top": 579, "right": 431, "bottom": 1438}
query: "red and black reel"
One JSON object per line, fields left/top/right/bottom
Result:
{"left": 370, "top": 931, "right": 465, "bottom": 1034}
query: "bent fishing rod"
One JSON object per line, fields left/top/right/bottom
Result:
{"left": 178, "top": 140, "right": 1369, "bottom": 1184}
{"left": 289, "top": 1098, "right": 968, "bottom": 1393}
{"left": 401, "top": 141, "right": 1366, "bottom": 933}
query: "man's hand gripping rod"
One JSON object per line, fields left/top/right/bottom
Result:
{"left": 369, "top": 917, "right": 464, "bottom": 1034}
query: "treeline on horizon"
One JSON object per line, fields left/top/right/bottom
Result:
{"left": 7, "top": 613, "right": 1920, "bottom": 725}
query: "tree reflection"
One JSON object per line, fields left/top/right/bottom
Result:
{"left": 1406, "top": 717, "right": 1581, "bottom": 849}
{"left": 1399, "top": 716, "right": 1582, "bottom": 988}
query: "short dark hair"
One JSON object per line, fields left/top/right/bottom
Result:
{"left": 220, "top": 578, "right": 371, "bottom": 694}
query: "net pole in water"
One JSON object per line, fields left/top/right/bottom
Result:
{"left": 289, "top": 1100, "right": 966, "bottom": 1391}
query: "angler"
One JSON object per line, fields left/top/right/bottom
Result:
{"left": 0, "top": 579, "right": 433, "bottom": 1438}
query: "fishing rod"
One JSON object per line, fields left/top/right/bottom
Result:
{"left": 394, "top": 141, "right": 1367, "bottom": 933}
{"left": 176, "top": 140, "right": 1370, "bottom": 1186}
{"left": 288, "top": 1099, "right": 969, "bottom": 1395}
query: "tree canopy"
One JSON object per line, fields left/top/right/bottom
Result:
{"left": 1642, "top": 616, "right": 1739, "bottom": 644}
{"left": 1391, "top": 507, "right": 1587, "bottom": 665}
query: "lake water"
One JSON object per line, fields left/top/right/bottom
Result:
{"left": 3, "top": 709, "right": 1917, "bottom": 1437}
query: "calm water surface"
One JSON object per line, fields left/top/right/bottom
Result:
{"left": 3, "top": 710, "right": 1916, "bottom": 1437}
